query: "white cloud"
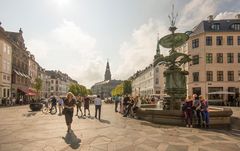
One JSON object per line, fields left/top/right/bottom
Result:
{"left": 27, "top": 19, "right": 104, "bottom": 88}
{"left": 177, "top": 0, "right": 222, "bottom": 31}
{"left": 115, "top": 19, "right": 168, "bottom": 80}
{"left": 116, "top": 0, "right": 233, "bottom": 80}
{"left": 215, "top": 11, "right": 240, "bottom": 20}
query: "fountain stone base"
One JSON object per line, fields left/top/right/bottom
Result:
{"left": 136, "top": 105, "right": 233, "bottom": 129}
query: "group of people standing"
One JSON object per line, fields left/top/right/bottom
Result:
{"left": 113, "top": 95, "right": 140, "bottom": 117}
{"left": 182, "top": 94, "right": 209, "bottom": 128}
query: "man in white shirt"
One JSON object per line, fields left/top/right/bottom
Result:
{"left": 94, "top": 95, "right": 102, "bottom": 120}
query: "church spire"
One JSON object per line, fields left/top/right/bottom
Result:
{"left": 104, "top": 60, "right": 111, "bottom": 81}
{"left": 156, "top": 33, "right": 160, "bottom": 55}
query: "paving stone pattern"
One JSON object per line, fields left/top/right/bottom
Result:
{"left": 0, "top": 104, "right": 240, "bottom": 151}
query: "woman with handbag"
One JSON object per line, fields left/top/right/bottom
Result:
{"left": 63, "top": 92, "right": 76, "bottom": 133}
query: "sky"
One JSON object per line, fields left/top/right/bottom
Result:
{"left": 0, "top": 0, "right": 240, "bottom": 88}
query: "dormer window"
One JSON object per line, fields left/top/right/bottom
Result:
{"left": 211, "top": 23, "right": 220, "bottom": 30}
{"left": 231, "top": 23, "right": 240, "bottom": 30}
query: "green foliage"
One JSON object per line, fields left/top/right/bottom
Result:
{"left": 33, "top": 78, "right": 43, "bottom": 100}
{"left": 111, "top": 83, "right": 123, "bottom": 96}
{"left": 34, "top": 78, "right": 43, "bottom": 93}
{"left": 112, "top": 80, "right": 132, "bottom": 96}
{"left": 68, "top": 83, "right": 88, "bottom": 96}
{"left": 123, "top": 80, "right": 132, "bottom": 95}
{"left": 87, "top": 89, "right": 92, "bottom": 95}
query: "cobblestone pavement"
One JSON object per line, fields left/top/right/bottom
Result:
{"left": 0, "top": 104, "right": 240, "bottom": 151}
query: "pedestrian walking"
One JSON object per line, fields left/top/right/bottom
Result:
{"left": 84, "top": 96, "right": 91, "bottom": 117}
{"left": 63, "top": 92, "right": 76, "bottom": 133}
{"left": 58, "top": 97, "right": 64, "bottom": 116}
{"left": 200, "top": 95, "right": 209, "bottom": 128}
{"left": 183, "top": 96, "right": 193, "bottom": 128}
{"left": 94, "top": 95, "right": 102, "bottom": 120}
{"left": 75, "top": 96, "right": 83, "bottom": 117}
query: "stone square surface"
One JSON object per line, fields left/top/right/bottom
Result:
{"left": 0, "top": 104, "right": 240, "bottom": 151}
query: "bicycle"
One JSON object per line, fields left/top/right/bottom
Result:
{"left": 42, "top": 102, "right": 57, "bottom": 115}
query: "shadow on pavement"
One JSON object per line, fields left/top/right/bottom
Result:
{"left": 23, "top": 112, "right": 37, "bottom": 117}
{"left": 63, "top": 131, "right": 81, "bottom": 149}
{"left": 99, "top": 119, "right": 111, "bottom": 124}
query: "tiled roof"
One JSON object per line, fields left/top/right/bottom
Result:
{"left": 191, "top": 19, "right": 240, "bottom": 36}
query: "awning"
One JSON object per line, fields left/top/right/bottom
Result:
{"left": 18, "top": 87, "right": 28, "bottom": 94}
{"left": 26, "top": 92, "right": 37, "bottom": 96}
{"left": 208, "top": 91, "right": 235, "bottom": 95}
{"left": 13, "top": 70, "right": 30, "bottom": 79}
{"left": 18, "top": 87, "right": 37, "bottom": 96}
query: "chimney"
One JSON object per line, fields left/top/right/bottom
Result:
{"left": 208, "top": 15, "right": 214, "bottom": 21}
{"left": 235, "top": 14, "right": 240, "bottom": 19}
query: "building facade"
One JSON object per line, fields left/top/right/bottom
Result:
{"left": 131, "top": 39, "right": 166, "bottom": 99}
{"left": 91, "top": 61, "right": 122, "bottom": 98}
{"left": 184, "top": 15, "right": 240, "bottom": 101}
{"left": 0, "top": 25, "right": 12, "bottom": 99}
{"left": 46, "top": 70, "right": 76, "bottom": 96}
{"left": 38, "top": 67, "right": 51, "bottom": 98}
{"left": 6, "top": 29, "right": 30, "bottom": 100}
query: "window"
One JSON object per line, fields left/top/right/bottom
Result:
{"left": 51, "top": 86, "right": 54, "bottom": 90}
{"left": 217, "top": 71, "right": 224, "bottom": 81}
{"left": 56, "top": 80, "right": 58, "bottom": 84}
{"left": 227, "top": 53, "right": 234, "bottom": 63}
{"left": 192, "top": 39, "right": 199, "bottom": 48}
{"left": 238, "top": 53, "right": 240, "bottom": 63}
{"left": 206, "top": 53, "right": 212, "bottom": 63}
{"left": 7, "top": 76, "right": 10, "bottom": 81}
{"left": 3, "top": 75, "right": 6, "bottom": 80}
{"left": 238, "top": 36, "right": 240, "bottom": 45}
{"left": 3, "top": 88, "right": 6, "bottom": 97}
{"left": 155, "top": 78, "right": 159, "bottom": 84}
{"left": 206, "top": 36, "right": 212, "bottom": 46}
{"left": 231, "top": 23, "right": 240, "bottom": 30}
{"left": 216, "top": 36, "right": 223, "bottom": 45}
{"left": 192, "top": 55, "right": 199, "bottom": 65}
{"left": 211, "top": 23, "right": 220, "bottom": 30}
{"left": 7, "top": 89, "right": 10, "bottom": 97}
{"left": 227, "top": 36, "right": 233, "bottom": 45}
{"left": 228, "top": 71, "right": 234, "bottom": 81}
{"left": 155, "top": 67, "right": 159, "bottom": 73}
{"left": 206, "top": 71, "right": 213, "bottom": 81}
{"left": 51, "top": 80, "right": 54, "bottom": 84}
{"left": 217, "top": 53, "right": 223, "bottom": 63}
{"left": 238, "top": 71, "right": 240, "bottom": 81}
{"left": 193, "top": 72, "right": 199, "bottom": 82}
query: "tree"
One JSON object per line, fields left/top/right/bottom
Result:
{"left": 123, "top": 80, "right": 132, "bottom": 95}
{"left": 33, "top": 78, "right": 43, "bottom": 100}
{"left": 87, "top": 89, "right": 92, "bottom": 95}
{"left": 111, "top": 83, "right": 123, "bottom": 96}
{"left": 68, "top": 83, "right": 88, "bottom": 96}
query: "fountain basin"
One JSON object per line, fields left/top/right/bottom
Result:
{"left": 136, "top": 106, "right": 233, "bottom": 128}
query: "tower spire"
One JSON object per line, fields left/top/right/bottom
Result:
{"left": 156, "top": 33, "right": 160, "bottom": 55}
{"left": 104, "top": 60, "right": 111, "bottom": 81}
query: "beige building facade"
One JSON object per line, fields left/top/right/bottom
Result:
{"left": 0, "top": 25, "right": 12, "bottom": 99}
{"left": 185, "top": 16, "right": 240, "bottom": 101}
{"left": 131, "top": 40, "right": 166, "bottom": 99}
